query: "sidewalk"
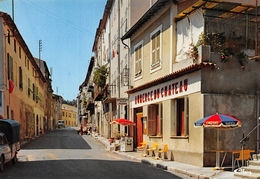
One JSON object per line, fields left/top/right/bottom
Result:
{"left": 91, "top": 135, "right": 235, "bottom": 179}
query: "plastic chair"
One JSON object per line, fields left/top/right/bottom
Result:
{"left": 137, "top": 141, "right": 148, "bottom": 156}
{"left": 234, "top": 149, "right": 252, "bottom": 168}
{"left": 157, "top": 144, "right": 168, "bottom": 160}
{"left": 147, "top": 142, "right": 158, "bottom": 157}
{"left": 137, "top": 141, "right": 147, "bottom": 150}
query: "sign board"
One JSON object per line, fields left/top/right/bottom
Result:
{"left": 117, "top": 98, "right": 128, "bottom": 105}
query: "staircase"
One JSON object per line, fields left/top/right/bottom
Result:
{"left": 234, "top": 154, "right": 260, "bottom": 179}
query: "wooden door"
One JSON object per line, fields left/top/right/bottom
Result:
{"left": 136, "top": 113, "right": 143, "bottom": 146}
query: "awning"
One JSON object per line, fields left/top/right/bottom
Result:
{"left": 103, "top": 97, "right": 117, "bottom": 103}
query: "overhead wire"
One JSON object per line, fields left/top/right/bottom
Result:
{"left": 17, "top": 0, "right": 94, "bottom": 36}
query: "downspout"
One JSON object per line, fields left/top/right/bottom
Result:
{"left": 121, "top": 39, "right": 130, "bottom": 121}
{"left": 117, "top": 0, "right": 121, "bottom": 118}
{"left": 257, "top": 91, "right": 259, "bottom": 156}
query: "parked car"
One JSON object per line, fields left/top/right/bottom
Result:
{"left": 0, "top": 119, "right": 20, "bottom": 172}
{"left": 57, "top": 120, "right": 65, "bottom": 128}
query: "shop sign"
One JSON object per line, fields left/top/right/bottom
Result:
{"left": 117, "top": 98, "right": 128, "bottom": 105}
{"left": 130, "top": 72, "right": 201, "bottom": 107}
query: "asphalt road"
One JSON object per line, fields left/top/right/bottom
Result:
{"left": 0, "top": 128, "right": 185, "bottom": 179}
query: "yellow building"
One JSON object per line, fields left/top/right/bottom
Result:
{"left": 0, "top": 12, "right": 52, "bottom": 140}
{"left": 61, "top": 104, "right": 77, "bottom": 127}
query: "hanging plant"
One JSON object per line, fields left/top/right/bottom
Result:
{"left": 204, "top": 32, "right": 226, "bottom": 52}
{"left": 93, "top": 64, "right": 109, "bottom": 88}
{"left": 237, "top": 52, "right": 248, "bottom": 70}
{"left": 188, "top": 43, "right": 199, "bottom": 63}
{"left": 220, "top": 48, "right": 234, "bottom": 62}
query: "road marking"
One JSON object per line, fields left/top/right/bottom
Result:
{"left": 103, "top": 153, "right": 123, "bottom": 160}
{"left": 27, "top": 154, "right": 35, "bottom": 161}
{"left": 48, "top": 153, "right": 58, "bottom": 160}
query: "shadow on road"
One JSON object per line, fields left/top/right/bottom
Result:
{"left": 22, "top": 128, "right": 91, "bottom": 150}
{"left": 0, "top": 159, "right": 182, "bottom": 179}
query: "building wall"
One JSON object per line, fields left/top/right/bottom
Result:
{"left": 130, "top": 7, "right": 172, "bottom": 88}
{"left": 62, "top": 104, "right": 77, "bottom": 127}
{"left": 126, "top": 0, "right": 260, "bottom": 167}
{"left": 0, "top": 12, "right": 54, "bottom": 140}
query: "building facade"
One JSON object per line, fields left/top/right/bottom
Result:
{"left": 0, "top": 12, "right": 58, "bottom": 140}
{"left": 121, "top": 0, "right": 260, "bottom": 167}
{"left": 78, "top": 0, "right": 260, "bottom": 167}
{"left": 61, "top": 104, "right": 77, "bottom": 127}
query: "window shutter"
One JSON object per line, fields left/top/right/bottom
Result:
{"left": 148, "top": 105, "right": 156, "bottom": 136}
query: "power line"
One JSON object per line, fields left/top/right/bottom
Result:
{"left": 17, "top": 0, "right": 94, "bottom": 36}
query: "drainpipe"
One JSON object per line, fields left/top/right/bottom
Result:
{"left": 121, "top": 39, "right": 130, "bottom": 121}
{"left": 257, "top": 91, "right": 259, "bottom": 155}
{"left": 117, "top": 0, "right": 121, "bottom": 119}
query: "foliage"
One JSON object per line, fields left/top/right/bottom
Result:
{"left": 197, "top": 32, "right": 248, "bottom": 69}
{"left": 62, "top": 99, "right": 77, "bottom": 106}
{"left": 93, "top": 64, "right": 109, "bottom": 88}
{"left": 220, "top": 48, "right": 234, "bottom": 62}
{"left": 237, "top": 52, "right": 248, "bottom": 70}
{"left": 188, "top": 43, "right": 199, "bottom": 63}
{"left": 203, "top": 32, "right": 226, "bottom": 52}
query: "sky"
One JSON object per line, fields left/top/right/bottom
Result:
{"left": 0, "top": 0, "right": 107, "bottom": 101}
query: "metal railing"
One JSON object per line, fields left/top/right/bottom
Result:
{"left": 240, "top": 122, "right": 260, "bottom": 166}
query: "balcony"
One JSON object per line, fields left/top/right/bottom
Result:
{"left": 94, "top": 85, "right": 104, "bottom": 101}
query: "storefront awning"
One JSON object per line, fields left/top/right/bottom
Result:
{"left": 103, "top": 97, "right": 117, "bottom": 103}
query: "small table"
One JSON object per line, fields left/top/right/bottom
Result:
{"left": 212, "top": 149, "right": 255, "bottom": 171}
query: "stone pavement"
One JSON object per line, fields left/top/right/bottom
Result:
{"left": 90, "top": 135, "right": 235, "bottom": 179}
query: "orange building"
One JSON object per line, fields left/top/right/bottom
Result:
{"left": 62, "top": 104, "right": 77, "bottom": 127}
{"left": 0, "top": 12, "right": 54, "bottom": 140}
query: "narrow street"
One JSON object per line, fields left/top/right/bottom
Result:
{"left": 0, "top": 128, "right": 185, "bottom": 179}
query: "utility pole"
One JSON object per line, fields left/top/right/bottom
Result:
{"left": 12, "top": 0, "right": 14, "bottom": 21}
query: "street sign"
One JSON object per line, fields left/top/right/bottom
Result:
{"left": 117, "top": 98, "right": 128, "bottom": 105}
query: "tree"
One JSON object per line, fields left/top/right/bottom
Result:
{"left": 93, "top": 64, "right": 108, "bottom": 88}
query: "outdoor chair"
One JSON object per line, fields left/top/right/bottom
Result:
{"left": 234, "top": 149, "right": 252, "bottom": 168}
{"left": 156, "top": 144, "right": 168, "bottom": 160}
{"left": 137, "top": 141, "right": 148, "bottom": 157}
{"left": 147, "top": 142, "right": 159, "bottom": 157}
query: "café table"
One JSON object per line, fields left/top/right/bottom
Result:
{"left": 211, "top": 149, "right": 255, "bottom": 171}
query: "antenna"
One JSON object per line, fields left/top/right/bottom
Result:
{"left": 39, "top": 40, "right": 42, "bottom": 60}
{"left": 12, "top": 0, "right": 14, "bottom": 21}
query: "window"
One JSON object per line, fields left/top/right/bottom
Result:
{"left": 28, "top": 78, "right": 31, "bottom": 96}
{"left": 19, "top": 66, "right": 23, "bottom": 89}
{"left": 14, "top": 39, "right": 16, "bottom": 53}
{"left": 27, "top": 58, "right": 30, "bottom": 70}
{"left": 35, "top": 86, "right": 38, "bottom": 103}
{"left": 147, "top": 103, "right": 162, "bottom": 136}
{"left": 150, "top": 25, "right": 162, "bottom": 70}
{"left": 19, "top": 47, "right": 21, "bottom": 58}
{"left": 134, "top": 41, "right": 143, "bottom": 78}
{"left": 7, "top": 53, "right": 13, "bottom": 81}
{"left": 33, "top": 83, "right": 36, "bottom": 101}
{"left": 171, "top": 97, "right": 189, "bottom": 137}
{"left": 7, "top": 30, "right": 10, "bottom": 44}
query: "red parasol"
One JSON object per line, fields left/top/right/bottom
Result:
{"left": 110, "top": 118, "right": 135, "bottom": 126}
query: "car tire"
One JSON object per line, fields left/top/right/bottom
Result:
{"left": 0, "top": 155, "right": 4, "bottom": 172}
{"left": 11, "top": 153, "right": 17, "bottom": 164}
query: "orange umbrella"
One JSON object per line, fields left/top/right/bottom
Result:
{"left": 110, "top": 118, "right": 135, "bottom": 126}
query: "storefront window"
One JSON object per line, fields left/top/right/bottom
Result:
{"left": 171, "top": 96, "right": 189, "bottom": 137}
{"left": 147, "top": 103, "right": 162, "bottom": 136}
